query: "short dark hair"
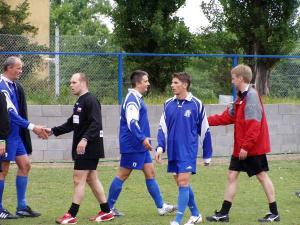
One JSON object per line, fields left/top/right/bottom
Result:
{"left": 130, "top": 70, "right": 148, "bottom": 88}
{"left": 172, "top": 72, "right": 191, "bottom": 90}
{"left": 3, "top": 56, "right": 21, "bottom": 71}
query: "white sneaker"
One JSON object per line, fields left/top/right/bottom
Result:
{"left": 184, "top": 215, "right": 202, "bottom": 225}
{"left": 158, "top": 203, "right": 177, "bottom": 216}
{"left": 170, "top": 221, "right": 180, "bottom": 225}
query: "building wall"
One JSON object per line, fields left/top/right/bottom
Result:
{"left": 6, "top": 0, "right": 50, "bottom": 46}
{"left": 27, "top": 104, "right": 300, "bottom": 162}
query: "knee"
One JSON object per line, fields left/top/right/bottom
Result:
{"left": 145, "top": 170, "right": 155, "bottom": 179}
{"left": 0, "top": 171, "right": 8, "bottom": 179}
{"left": 20, "top": 162, "right": 31, "bottom": 174}
{"left": 177, "top": 178, "right": 189, "bottom": 187}
{"left": 227, "top": 172, "right": 237, "bottom": 183}
{"left": 117, "top": 173, "right": 129, "bottom": 181}
{"left": 256, "top": 172, "right": 267, "bottom": 183}
{"left": 73, "top": 178, "right": 81, "bottom": 186}
{"left": 73, "top": 174, "right": 83, "bottom": 186}
{"left": 86, "top": 176, "right": 92, "bottom": 185}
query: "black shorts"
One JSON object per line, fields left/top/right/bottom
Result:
{"left": 229, "top": 154, "right": 269, "bottom": 177}
{"left": 74, "top": 159, "right": 99, "bottom": 170}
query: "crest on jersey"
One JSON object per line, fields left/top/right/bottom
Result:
{"left": 184, "top": 110, "right": 191, "bottom": 118}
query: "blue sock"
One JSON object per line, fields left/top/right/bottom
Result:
{"left": 188, "top": 186, "right": 200, "bottom": 216}
{"left": 146, "top": 178, "right": 163, "bottom": 208}
{"left": 16, "top": 176, "right": 28, "bottom": 210}
{"left": 0, "top": 180, "right": 4, "bottom": 210}
{"left": 108, "top": 177, "right": 124, "bottom": 208}
{"left": 175, "top": 186, "right": 189, "bottom": 224}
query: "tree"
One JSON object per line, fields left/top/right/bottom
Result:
{"left": 0, "top": 0, "right": 37, "bottom": 35}
{"left": 50, "top": 0, "right": 112, "bottom": 36}
{"left": 111, "top": 0, "right": 193, "bottom": 91}
{"left": 201, "top": 0, "right": 300, "bottom": 95}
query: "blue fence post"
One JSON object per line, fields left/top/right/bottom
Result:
{"left": 232, "top": 55, "right": 239, "bottom": 100}
{"left": 118, "top": 53, "right": 123, "bottom": 105}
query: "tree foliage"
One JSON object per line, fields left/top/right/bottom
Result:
{"left": 0, "top": 0, "right": 37, "bottom": 35}
{"left": 201, "top": 0, "right": 300, "bottom": 95}
{"left": 50, "top": 0, "right": 118, "bottom": 102}
{"left": 111, "top": 0, "right": 193, "bottom": 91}
{"left": 50, "top": 0, "right": 112, "bottom": 36}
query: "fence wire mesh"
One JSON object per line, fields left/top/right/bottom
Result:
{"left": 1, "top": 34, "right": 300, "bottom": 104}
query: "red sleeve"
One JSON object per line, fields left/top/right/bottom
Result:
{"left": 208, "top": 108, "right": 234, "bottom": 126}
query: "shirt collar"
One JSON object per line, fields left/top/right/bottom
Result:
{"left": 1, "top": 74, "right": 14, "bottom": 84}
{"left": 174, "top": 92, "right": 193, "bottom": 101}
{"left": 241, "top": 84, "right": 250, "bottom": 93}
{"left": 128, "top": 88, "right": 143, "bottom": 98}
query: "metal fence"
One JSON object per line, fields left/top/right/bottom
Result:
{"left": 1, "top": 34, "right": 300, "bottom": 104}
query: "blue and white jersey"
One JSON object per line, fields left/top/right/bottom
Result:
{"left": 157, "top": 93, "right": 212, "bottom": 162}
{"left": 119, "top": 89, "right": 150, "bottom": 153}
{"left": 0, "top": 75, "right": 31, "bottom": 139}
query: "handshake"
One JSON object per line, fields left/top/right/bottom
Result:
{"left": 32, "top": 125, "right": 52, "bottom": 140}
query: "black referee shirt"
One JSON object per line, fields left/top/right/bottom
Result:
{"left": 52, "top": 92, "right": 105, "bottom": 160}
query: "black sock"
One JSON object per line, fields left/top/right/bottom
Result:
{"left": 100, "top": 202, "right": 111, "bottom": 213}
{"left": 219, "top": 200, "right": 232, "bottom": 215}
{"left": 68, "top": 203, "right": 80, "bottom": 217}
{"left": 269, "top": 202, "right": 278, "bottom": 215}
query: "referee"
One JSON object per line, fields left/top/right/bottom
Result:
{"left": 45, "top": 73, "right": 113, "bottom": 224}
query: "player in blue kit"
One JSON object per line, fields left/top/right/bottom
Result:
{"left": 155, "top": 72, "right": 213, "bottom": 225}
{"left": 107, "top": 70, "right": 176, "bottom": 217}
{"left": 0, "top": 56, "right": 46, "bottom": 219}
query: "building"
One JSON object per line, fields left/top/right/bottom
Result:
{"left": 5, "top": 0, "right": 50, "bottom": 46}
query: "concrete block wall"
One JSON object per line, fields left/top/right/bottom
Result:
{"left": 28, "top": 104, "right": 300, "bottom": 162}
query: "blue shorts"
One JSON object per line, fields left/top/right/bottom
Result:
{"left": 4, "top": 137, "right": 27, "bottom": 161}
{"left": 168, "top": 160, "right": 197, "bottom": 174}
{"left": 120, "top": 151, "right": 152, "bottom": 170}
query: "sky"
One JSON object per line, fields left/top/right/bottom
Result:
{"left": 177, "top": 0, "right": 210, "bottom": 33}
{"left": 102, "top": 0, "right": 210, "bottom": 33}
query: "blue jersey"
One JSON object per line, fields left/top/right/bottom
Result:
{"left": 157, "top": 93, "right": 212, "bottom": 162}
{"left": 119, "top": 89, "right": 150, "bottom": 153}
{"left": 0, "top": 76, "right": 30, "bottom": 143}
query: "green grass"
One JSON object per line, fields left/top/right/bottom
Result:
{"left": 262, "top": 96, "right": 300, "bottom": 104}
{"left": 1, "top": 159, "right": 300, "bottom": 225}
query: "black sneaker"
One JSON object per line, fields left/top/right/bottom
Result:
{"left": 206, "top": 211, "right": 229, "bottom": 222}
{"left": 258, "top": 212, "right": 280, "bottom": 222}
{"left": 0, "top": 208, "right": 19, "bottom": 219}
{"left": 111, "top": 207, "right": 124, "bottom": 217}
{"left": 16, "top": 206, "right": 41, "bottom": 218}
{"left": 295, "top": 191, "right": 300, "bottom": 198}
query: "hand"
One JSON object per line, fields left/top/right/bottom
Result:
{"left": 143, "top": 138, "right": 153, "bottom": 151}
{"left": 239, "top": 149, "right": 248, "bottom": 160}
{"left": 43, "top": 128, "right": 52, "bottom": 136}
{"left": 33, "top": 125, "right": 48, "bottom": 139}
{"left": 76, "top": 139, "right": 87, "bottom": 155}
{"left": 0, "top": 142, "right": 5, "bottom": 156}
{"left": 154, "top": 147, "right": 163, "bottom": 164}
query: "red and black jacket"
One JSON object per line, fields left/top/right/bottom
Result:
{"left": 208, "top": 87, "right": 270, "bottom": 157}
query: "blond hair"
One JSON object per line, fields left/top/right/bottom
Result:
{"left": 74, "top": 73, "right": 89, "bottom": 87}
{"left": 231, "top": 64, "right": 252, "bottom": 83}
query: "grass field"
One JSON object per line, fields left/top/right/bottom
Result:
{"left": 1, "top": 156, "right": 300, "bottom": 225}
